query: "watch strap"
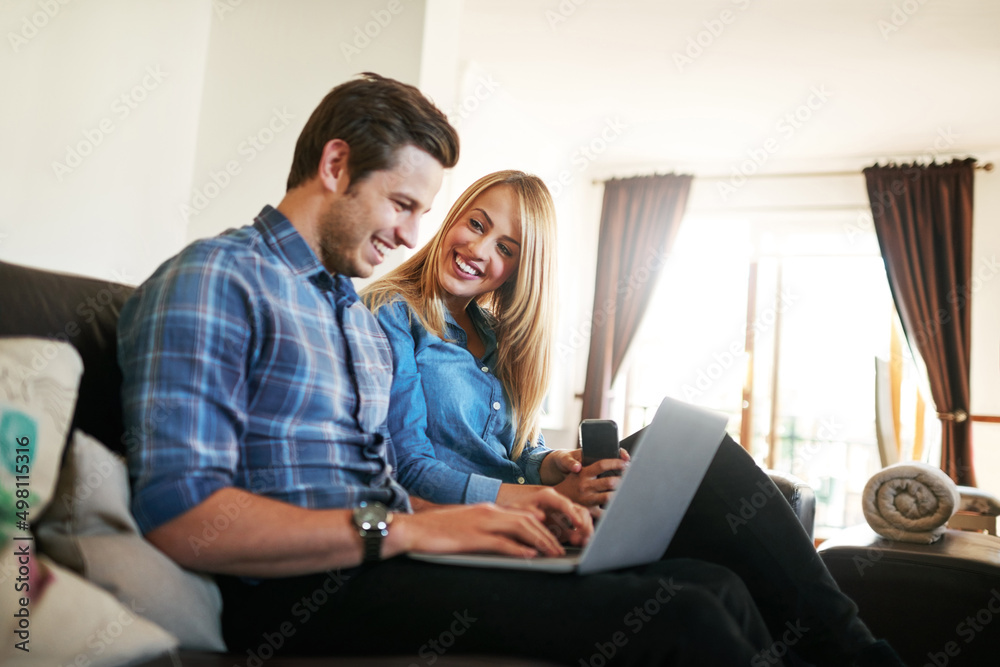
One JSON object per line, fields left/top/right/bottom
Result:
{"left": 361, "top": 529, "right": 382, "bottom": 563}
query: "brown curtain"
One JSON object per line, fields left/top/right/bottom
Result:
{"left": 580, "top": 174, "right": 693, "bottom": 419}
{"left": 863, "top": 159, "right": 976, "bottom": 485}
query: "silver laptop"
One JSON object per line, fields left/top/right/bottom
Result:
{"left": 408, "top": 396, "right": 728, "bottom": 574}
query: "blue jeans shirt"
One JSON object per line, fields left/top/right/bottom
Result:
{"left": 376, "top": 299, "right": 551, "bottom": 504}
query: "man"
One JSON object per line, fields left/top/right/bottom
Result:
{"left": 118, "top": 73, "right": 774, "bottom": 665}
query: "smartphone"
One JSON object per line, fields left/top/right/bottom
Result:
{"left": 579, "top": 419, "right": 622, "bottom": 478}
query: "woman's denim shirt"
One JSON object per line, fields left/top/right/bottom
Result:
{"left": 376, "top": 299, "right": 551, "bottom": 504}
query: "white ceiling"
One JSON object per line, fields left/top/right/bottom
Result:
{"left": 456, "top": 0, "right": 1000, "bottom": 177}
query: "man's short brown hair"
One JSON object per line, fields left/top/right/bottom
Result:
{"left": 286, "top": 72, "right": 459, "bottom": 190}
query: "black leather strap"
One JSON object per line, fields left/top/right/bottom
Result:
{"left": 361, "top": 531, "right": 382, "bottom": 563}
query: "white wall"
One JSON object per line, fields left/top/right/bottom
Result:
{"left": 0, "top": 0, "right": 437, "bottom": 283}
{"left": 0, "top": 0, "right": 212, "bottom": 283}
{"left": 184, "top": 0, "right": 430, "bottom": 247}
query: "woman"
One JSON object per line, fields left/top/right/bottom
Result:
{"left": 364, "top": 170, "right": 600, "bottom": 508}
{"left": 363, "top": 171, "right": 903, "bottom": 667}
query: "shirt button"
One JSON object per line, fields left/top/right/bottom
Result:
{"left": 481, "top": 366, "right": 489, "bottom": 372}
{"left": 517, "top": 477, "right": 525, "bottom": 484}
{"left": 492, "top": 401, "right": 501, "bottom": 410}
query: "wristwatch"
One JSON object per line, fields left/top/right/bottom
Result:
{"left": 353, "top": 501, "right": 392, "bottom": 563}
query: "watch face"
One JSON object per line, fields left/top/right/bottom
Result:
{"left": 355, "top": 501, "right": 390, "bottom": 532}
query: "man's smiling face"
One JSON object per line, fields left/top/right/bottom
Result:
{"left": 318, "top": 144, "right": 443, "bottom": 278}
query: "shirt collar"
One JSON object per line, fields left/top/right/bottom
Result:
{"left": 467, "top": 303, "right": 497, "bottom": 340}
{"left": 253, "top": 205, "right": 359, "bottom": 305}
{"left": 444, "top": 302, "right": 498, "bottom": 359}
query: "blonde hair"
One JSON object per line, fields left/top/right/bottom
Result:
{"left": 364, "top": 170, "right": 557, "bottom": 460}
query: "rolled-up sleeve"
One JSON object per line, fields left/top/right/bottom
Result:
{"left": 517, "top": 432, "right": 553, "bottom": 485}
{"left": 118, "top": 247, "right": 254, "bottom": 533}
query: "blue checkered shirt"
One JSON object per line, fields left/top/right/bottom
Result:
{"left": 119, "top": 205, "right": 411, "bottom": 534}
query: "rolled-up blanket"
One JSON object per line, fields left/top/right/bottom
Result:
{"left": 862, "top": 462, "right": 960, "bottom": 543}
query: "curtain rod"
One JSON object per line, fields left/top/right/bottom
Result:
{"left": 688, "top": 204, "right": 867, "bottom": 213}
{"left": 591, "top": 161, "right": 994, "bottom": 185}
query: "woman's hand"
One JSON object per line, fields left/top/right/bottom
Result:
{"left": 539, "top": 449, "right": 583, "bottom": 485}
{"left": 552, "top": 449, "right": 631, "bottom": 513}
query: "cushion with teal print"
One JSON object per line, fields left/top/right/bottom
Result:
{"left": 0, "top": 338, "right": 83, "bottom": 543}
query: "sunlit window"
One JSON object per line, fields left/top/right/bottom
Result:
{"left": 613, "top": 213, "right": 938, "bottom": 536}
{"left": 611, "top": 217, "right": 750, "bottom": 437}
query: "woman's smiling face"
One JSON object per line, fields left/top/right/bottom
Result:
{"left": 438, "top": 184, "right": 522, "bottom": 310}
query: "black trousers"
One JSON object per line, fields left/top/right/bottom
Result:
{"left": 219, "top": 557, "right": 778, "bottom": 666}
{"left": 662, "top": 436, "right": 876, "bottom": 667}
{"left": 219, "top": 436, "right": 879, "bottom": 666}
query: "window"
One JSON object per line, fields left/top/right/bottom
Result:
{"left": 612, "top": 213, "right": 938, "bottom": 536}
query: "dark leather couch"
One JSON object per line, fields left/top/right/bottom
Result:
{"left": 0, "top": 259, "right": 817, "bottom": 666}
{"left": 818, "top": 524, "right": 1000, "bottom": 667}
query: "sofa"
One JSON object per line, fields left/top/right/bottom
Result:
{"left": 818, "top": 525, "right": 1000, "bottom": 666}
{"left": 0, "top": 259, "right": 817, "bottom": 666}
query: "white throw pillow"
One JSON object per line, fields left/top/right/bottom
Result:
{"left": 0, "top": 553, "right": 177, "bottom": 667}
{"left": 0, "top": 337, "right": 83, "bottom": 527}
{"left": 0, "top": 339, "right": 177, "bottom": 666}
{"left": 1, "top": 338, "right": 83, "bottom": 609}
{"left": 36, "top": 430, "right": 226, "bottom": 651}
